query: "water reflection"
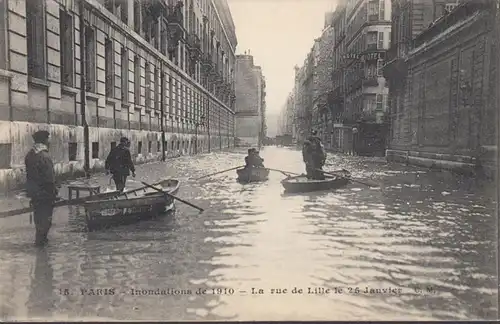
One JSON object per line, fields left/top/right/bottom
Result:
{"left": 0, "top": 147, "right": 496, "bottom": 321}
{"left": 27, "top": 247, "right": 55, "bottom": 319}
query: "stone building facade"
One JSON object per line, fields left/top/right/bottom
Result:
{"left": 384, "top": 0, "right": 497, "bottom": 175}
{"left": 341, "top": 0, "right": 392, "bottom": 156}
{"left": 277, "top": 92, "right": 295, "bottom": 137}
{"left": 311, "top": 21, "right": 335, "bottom": 148}
{"left": 0, "top": 0, "right": 238, "bottom": 191}
{"left": 234, "top": 54, "right": 266, "bottom": 146}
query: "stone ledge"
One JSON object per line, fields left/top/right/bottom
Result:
{"left": 386, "top": 149, "right": 490, "bottom": 177}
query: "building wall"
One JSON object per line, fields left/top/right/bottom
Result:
{"left": 312, "top": 23, "right": 335, "bottom": 147}
{"left": 234, "top": 54, "right": 265, "bottom": 145}
{"left": 385, "top": 2, "right": 496, "bottom": 175}
{"left": 0, "top": 0, "right": 237, "bottom": 192}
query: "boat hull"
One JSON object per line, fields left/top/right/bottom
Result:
{"left": 83, "top": 179, "right": 180, "bottom": 231}
{"left": 236, "top": 167, "right": 270, "bottom": 183}
{"left": 281, "top": 170, "right": 351, "bottom": 193}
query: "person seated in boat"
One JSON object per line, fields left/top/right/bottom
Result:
{"left": 302, "top": 130, "right": 326, "bottom": 180}
{"left": 244, "top": 148, "right": 265, "bottom": 169}
{"left": 105, "top": 137, "right": 136, "bottom": 192}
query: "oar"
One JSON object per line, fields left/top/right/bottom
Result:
{"left": 316, "top": 169, "right": 379, "bottom": 188}
{"left": 140, "top": 181, "right": 204, "bottom": 212}
{"left": 0, "top": 179, "right": 167, "bottom": 218}
{"left": 266, "top": 168, "right": 300, "bottom": 177}
{"left": 196, "top": 165, "right": 244, "bottom": 180}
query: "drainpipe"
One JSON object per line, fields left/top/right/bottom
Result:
{"left": 160, "top": 64, "right": 166, "bottom": 161}
{"left": 80, "top": 0, "right": 90, "bottom": 178}
{"left": 207, "top": 94, "right": 211, "bottom": 152}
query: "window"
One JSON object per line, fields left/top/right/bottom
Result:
{"left": 134, "top": 0, "right": 141, "bottom": 34}
{"left": 366, "top": 31, "right": 377, "bottom": 50}
{"left": 134, "top": 55, "right": 141, "bottom": 105}
{"left": 0, "top": 143, "right": 11, "bottom": 169}
{"left": 59, "top": 10, "right": 73, "bottom": 87}
{"left": 84, "top": 26, "right": 96, "bottom": 92}
{"left": 154, "top": 66, "right": 159, "bottom": 110}
{"left": 137, "top": 141, "right": 142, "bottom": 155}
{"left": 379, "top": 0, "right": 385, "bottom": 20}
{"left": 177, "top": 140, "right": 180, "bottom": 150}
{"left": 378, "top": 32, "right": 384, "bottom": 49}
{"left": 111, "top": 141, "right": 117, "bottom": 150}
{"left": 69, "top": 142, "right": 77, "bottom": 161}
{"left": 92, "top": 142, "right": 99, "bottom": 159}
{"left": 104, "top": 0, "right": 128, "bottom": 24}
{"left": 105, "top": 38, "right": 114, "bottom": 97}
{"left": 368, "top": 0, "right": 378, "bottom": 21}
{"left": 376, "top": 94, "right": 383, "bottom": 111}
{"left": 145, "top": 62, "right": 151, "bottom": 108}
{"left": 171, "top": 140, "right": 174, "bottom": 150}
{"left": 377, "top": 60, "right": 383, "bottom": 76}
{"left": 27, "top": 0, "right": 46, "bottom": 79}
{"left": 0, "top": 0, "right": 6, "bottom": 70}
{"left": 148, "top": 141, "right": 152, "bottom": 153}
{"left": 158, "top": 141, "right": 162, "bottom": 152}
{"left": 121, "top": 47, "right": 128, "bottom": 102}
{"left": 168, "top": 76, "right": 174, "bottom": 114}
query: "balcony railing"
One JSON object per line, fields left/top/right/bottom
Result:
{"left": 363, "top": 77, "right": 379, "bottom": 87}
{"left": 167, "top": 1, "right": 185, "bottom": 39}
{"left": 201, "top": 53, "right": 213, "bottom": 69}
{"left": 368, "top": 13, "right": 379, "bottom": 22}
{"left": 366, "top": 43, "right": 377, "bottom": 51}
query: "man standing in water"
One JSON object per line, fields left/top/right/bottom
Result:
{"left": 302, "top": 130, "right": 327, "bottom": 180}
{"left": 105, "top": 137, "right": 136, "bottom": 192}
{"left": 25, "top": 130, "right": 58, "bottom": 246}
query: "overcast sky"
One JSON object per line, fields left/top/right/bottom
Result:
{"left": 227, "top": 0, "right": 337, "bottom": 120}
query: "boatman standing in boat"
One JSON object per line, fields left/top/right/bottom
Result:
{"left": 302, "top": 130, "right": 326, "bottom": 180}
{"left": 244, "top": 148, "right": 265, "bottom": 169}
{"left": 105, "top": 137, "right": 136, "bottom": 192}
{"left": 25, "top": 130, "right": 59, "bottom": 247}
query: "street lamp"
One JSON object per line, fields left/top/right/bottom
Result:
{"left": 195, "top": 115, "right": 205, "bottom": 154}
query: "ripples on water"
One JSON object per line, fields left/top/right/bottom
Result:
{"left": 0, "top": 147, "right": 496, "bottom": 321}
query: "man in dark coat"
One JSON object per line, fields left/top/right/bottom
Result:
{"left": 25, "top": 130, "right": 58, "bottom": 246}
{"left": 244, "top": 148, "right": 265, "bottom": 168}
{"left": 302, "top": 130, "right": 326, "bottom": 180}
{"left": 105, "top": 137, "right": 135, "bottom": 191}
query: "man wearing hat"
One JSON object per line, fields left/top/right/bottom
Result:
{"left": 302, "top": 130, "right": 326, "bottom": 180}
{"left": 24, "top": 130, "right": 58, "bottom": 246}
{"left": 105, "top": 137, "right": 135, "bottom": 192}
{"left": 244, "top": 148, "right": 265, "bottom": 169}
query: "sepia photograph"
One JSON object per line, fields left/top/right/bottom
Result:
{"left": 0, "top": 0, "right": 498, "bottom": 321}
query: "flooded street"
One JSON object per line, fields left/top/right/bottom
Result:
{"left": 0, "top": 146, "right": 496, "bottom": 321}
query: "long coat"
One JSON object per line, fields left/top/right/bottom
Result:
{"left": 24, "top": 144, "right": 57, "bottom": 201}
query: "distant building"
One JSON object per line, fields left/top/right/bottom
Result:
{"left": 277, "top": 92, "right": 295, "bottom": 137}
{"left": 234, "top": 54, "right": 266, "bottom": 146}
{"left": 384, "top": 0, "right": 497, "bottom": 175}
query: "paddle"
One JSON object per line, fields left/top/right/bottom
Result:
{"left": 196, "top": 165, "right": 244, "bottom": 180}
{"left": 316, "top": 169, "right": 379, "bottom": 188}
{"left": 265, "top": 168, "right": 300, "bottom": 177}
{"left": 0, "top": 179, "right": 167, "bottom": 218}
{"left": 140, "top": 181, "right": 204, "bottom": 212}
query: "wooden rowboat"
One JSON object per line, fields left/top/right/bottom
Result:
{"left": 83, "top": 179, "right": 180, "bottom": 231}
{"left": 236, "top": 167, "right": 270, "bottom": 183}
{"left": 0, "top": 178, "right": 172, "bottom": 219}
{"left": 281, "top": 169, "right": 351, "bottom": 194}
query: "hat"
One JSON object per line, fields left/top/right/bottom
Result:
{"left": 120, "top": 137, "right": 129, "bottom": 144}
{"left": 32, "top": 130, "right": 50, "bottom": 144}
{"left": 311, "top": 130, "right": 317, "bottom": 136}
{"left": 248, "top": 148, "right": 253, "bottom": 154}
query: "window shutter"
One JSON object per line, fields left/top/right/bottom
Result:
{"left": 378, "top": 32, "right": 384, "bottom": 49}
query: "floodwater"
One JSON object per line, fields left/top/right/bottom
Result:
{"left": 0, "top": 146, "right": 496, "bottom": 321}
